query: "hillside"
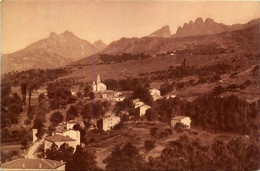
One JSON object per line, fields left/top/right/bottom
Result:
{"left": 1, "top": 31, "right": 99, "bottom": 73}
{"left": 66, "top": 24, "right": 259, "bottom": 82}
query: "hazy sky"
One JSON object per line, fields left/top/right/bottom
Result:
{"left": 1, "top": 1, "right": 260, "bottom": 54}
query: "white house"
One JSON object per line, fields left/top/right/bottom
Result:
{"left": 133, "top": 99, "right": 144, "bottom": 108}
{"left": 167, "top": 94, "right": 177, "bottom": 99}
{"left": 66, "top": 120, "right": 77, "bottom": 130}
{"left": 44, "top": 134, "right": 78, "bottom": 152}
{"left": 171, "top": 116, "right": 191, "bottom": 129}
{"left": 149, "top": 88, "right": 161, "bottom": 101}
{"left": 137, "top": 104, "right": 151, "bottom": 117}
{"left": 1, "top": 158, "right": 65, "bottom": 171}
{"left": 92, "top": 74, "right": 107, "bottom": 92}
{"left": 133, "top": 99, "right": 151, "bottom": 117}
{"left": 97, "top": 114, "right": 121, "bottom": 131}
{"left": 44, "top": 122, "right": 80, "bottom": 152}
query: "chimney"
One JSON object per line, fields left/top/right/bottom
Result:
{"left": 39, "top": 164, "right": 42, "bottom": 168}
{"left": 22, "top": 163, "right": 25, "bottom": 168}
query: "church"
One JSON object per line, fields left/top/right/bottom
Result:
{"left": 92, "top": 74, "right": 107, "bottom": 92}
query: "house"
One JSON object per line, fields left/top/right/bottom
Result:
{"left": 133, "top": 99, "right": 150, "bottom": 117}
{"left": 66, "top": 120, "right": 77, "bottom": 130}
{"left": 110, "top": 96, "right": 125, "bottom": 102}
{"left": 44, "top": 122, "right": 80, "bottom": 152}
{"left": 1, "top": 158, "right": 65, "bottom": 171}
{"left": 137, "top": 104, "right": 150, "bottom": 117}
{"left": 171, "top": 116, "right": 191, "bottom": 129}
{"left": 97, "top": 114, "right": 121, "bottom": 131}
{"left": 44, "top": 134, "right": 78, "bottom": 152}
{"left": 149, "top": 88, "right": 161, "bottom": 101}
{"left": 133, "top": 98, "right": 144, "bottom": 108}
{"left": 92, "top": 74, "right": 107, "bottom": 92}
{"left": 167, "top": 94, "right": 176, "bottom": 99}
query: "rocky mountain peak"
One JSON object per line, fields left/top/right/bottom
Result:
{"left": 148, "top": 25, "right": 171, "bottom": 38}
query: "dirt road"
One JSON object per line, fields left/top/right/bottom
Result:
{"left": 24, "top": 134, "right": 46, "bottom": 159}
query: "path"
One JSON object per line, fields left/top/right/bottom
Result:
{"left": 24, "top": 134, "right": 47, "bottom": 159}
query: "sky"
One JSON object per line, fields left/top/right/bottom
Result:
{"left": 1, "top": 0, "right": 260, "bottom": 54}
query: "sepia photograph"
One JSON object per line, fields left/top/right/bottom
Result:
{"left": 0, "top": 0, "right": 260, "bottom": 170}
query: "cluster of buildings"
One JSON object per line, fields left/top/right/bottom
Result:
{"left": 44, "top": 121, "right": 81, "bottom": 152}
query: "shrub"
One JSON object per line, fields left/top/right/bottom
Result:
{"left": 50, "top": 111, "right": 64, "bottom": 126}
{"left": 144, "top": 140, "right": 155, "bottom": 151}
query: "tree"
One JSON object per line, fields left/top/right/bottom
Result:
{"left": 103, "top": 142, "right": 147, "bottom": 170}
{"left": 145, "top": 108, "right": 158, "bottom": 121}
{"left": 21, "top": 138, "right": 29, "bottom": 150}
{"left": 67, "top": 105, "right": 78, "bottom": 121}
{"left": 50, "top": 111, "right": 64, "bottom": 126}
{"left": 132, "top": 86, "right": 153, "bottom": 106}
{"left": 66, "top": 146, "right": 98, "bottom": 170}
{"left": 150, "top": 127, "right": 159, "bottom": 137}
{"left": 144, "top": 140, "right": 155, "bottom": 151}
{"left": 89, "top": 92, "right": 95, "bottom": 100}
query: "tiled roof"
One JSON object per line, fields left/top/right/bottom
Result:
{"left": 1, "top": 158, "right": 65, "bottom": 169}
{"left": 45, "top": 134, "right": 76, "bottom": 143}
{"left": 172, "top": 116, "right": 189, "bottom": 120}
{"left": 67, "top": 120, "right": 78, "bottom": 124}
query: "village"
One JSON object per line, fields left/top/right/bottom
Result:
{"left": 1, "top": 74, "right": 192, "bottom": 170}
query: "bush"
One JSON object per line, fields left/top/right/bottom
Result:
{"left": 50, "top": 111, "right": 64, "bottom": 126}
{"left": 67, "top": 105, "right": 78, "bottom": 121}
{"left": 144, "top": 140, "right": 155, "bottom": 151}
{"left": 174, "top": 122, "right": 187, "bottom": 132}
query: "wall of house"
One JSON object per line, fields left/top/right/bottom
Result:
{"left": 103, "top": 116, "right": 121, "bottom": 131}
{"left": 171, "top": 117, "right": 191, "bottom": 129}
{"left": 66, "top": 123, "right": 76, "bottom": 130}
{"left": 181, "top": 117, "right": 191, "bottom": 129}
{"left": 139, "top": 105, "right": 150, "bottom": 117}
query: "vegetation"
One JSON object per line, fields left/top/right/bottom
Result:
{"left": 46, "top": 143, "right": 98, "bottom": 171}
{"left": 100, "top": 53, "right": 150, "bottom": 64}
{"left": 50, "top": 111, "right": 64, "bottom": 126}
{"left": 103, "top": 142, "right": 147, "bottom": 170}
{"left": 144, "top": 140, "right": 155, "bottom": 151}
{"left": 148, "top": 134, "right": 260, "bottom": 170}
{"left": 1, "top": 93, "right": 23, "bottom": 128}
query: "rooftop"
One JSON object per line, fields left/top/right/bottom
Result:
{"left": 45, "top": 134, "right": 76, "bottom": 143}
{"left": 172, "top": 116, "right": 190, "bottom": 120}
{"left": 1, "top": 158, "right": 65, "bottom": 169}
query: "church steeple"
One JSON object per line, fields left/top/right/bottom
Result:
{"left": 97, "top": 74, "right": 101, "bottom": 84}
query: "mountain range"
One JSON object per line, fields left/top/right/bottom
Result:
{"left": 2, "top": 31, "right": 105, "bottom": 73}
{"left": 1, "top": 18, "right": 259, "bottom": 73}
{"left": 102, "top": 18, "right": 259, "bottom": 54}
{"left": 173, "top": 17, "right": 260, "bottom": 37}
